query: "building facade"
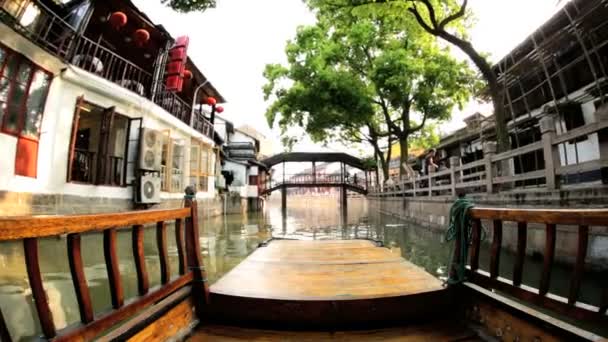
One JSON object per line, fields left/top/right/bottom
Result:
{"left": 0, "top": 0, "right": 225, "bottom": 215}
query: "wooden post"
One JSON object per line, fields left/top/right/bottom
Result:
{"left": 540, "top": 116, "right": 559, "bottom": 190}
{"left": 184, "top": 186, "right": 209, "bottom": 319}
{"left": 312, "top": 161, "right": 316, "bottom": 184}
{"left": 449, "top": 156, "right": 460, "bottom": 197}
{"left": 483, "top": 142, "right": 497, "bottom": 193}
{"left": 342, "top": 185, "right": 348, "bottom": 216}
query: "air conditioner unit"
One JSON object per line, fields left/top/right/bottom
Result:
{"left": 136, "top": 174, "right": 161, "bottom": 204}
{"left": 138, "top": 128, "right": 162, "bottom": 171}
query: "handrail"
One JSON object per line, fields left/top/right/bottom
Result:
{"left": 0, "top": 191, "right": 206, "bottom": 341}
{"left": 457, "top": 206, "right": 608, "bottom": 323}
{"left": 371, "top": 112, "right": 608, "bottom": 197}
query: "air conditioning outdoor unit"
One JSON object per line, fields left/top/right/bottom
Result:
{"left": 139, "top": 128, "right": 162, "bottom": 171}
{"left": 136, "top": 174, "right": 161, "bottom": 204}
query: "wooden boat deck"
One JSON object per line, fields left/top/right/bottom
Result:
{"left": 207, "top": 240, "right": 450, "bottom": 328}
{"left": 187, "top": 322, "right": 482, "bottom": 341}
{"left": 210, "top": 239, "right": 444, "bottom": 301}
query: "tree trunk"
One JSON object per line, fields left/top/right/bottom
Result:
{"left": 436, "top": 32, "right": 510, "bottom": 153}
{"left": 398, "top": 135, "right": 409, "bottom": 178}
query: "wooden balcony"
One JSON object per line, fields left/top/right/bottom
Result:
{"left": 0, "top": 0, "right": 215, "bottom": 140}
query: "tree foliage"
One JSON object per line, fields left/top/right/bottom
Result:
{"left": 311, "top": 0, "right": 510, "bottom": 153}
{"left": 161, "top": 0, "right": 216, "bottom": 13}
{"left": 263, "top": 9, "right": 477, "bottom": 178}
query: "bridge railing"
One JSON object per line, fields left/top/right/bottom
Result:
{"left": 0, "top": 191, "right": 207, "bottom": 341}
{"left": 263, "top": 173, "right": 367, "bottom": 192}
{"left": 372, "top": 112, "right": 608, "bottom": 197}
{"left": 455, "top": 207, "right": 608, "bottom": 324}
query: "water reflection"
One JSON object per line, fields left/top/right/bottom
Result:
{"left": 0, "top": 195, "right": 604, "bottom": 340}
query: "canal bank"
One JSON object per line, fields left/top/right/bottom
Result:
{"left": 369, "top": 187, "right": 608, "bottom": 270}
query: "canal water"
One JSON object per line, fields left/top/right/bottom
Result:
{"left": 0, "top": 196, "right": 605, "bottom": 340}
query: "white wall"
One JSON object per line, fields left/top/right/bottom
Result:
{"left": 0, "top": 26, "right": 216, "bottom": 201}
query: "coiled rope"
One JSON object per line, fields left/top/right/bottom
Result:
{"left": 444, "top": 196, "right": 484, "bottom": 285}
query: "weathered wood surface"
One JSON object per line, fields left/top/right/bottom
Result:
{"left": 470, "top": 207, "right": 608, "bottom": 226}
{"left": 67, "top": 233, "right": 94, "bottom": 324}
{"left": 211, "top": 240, "right": 443, "bottom": 300}
{"left": 0, "top": 208, "right": 190, "bottom": 240}
{"left": 126, "top": 294, "right": 195, "bottom": 342}
{"left": 187, "top": 322, "right": 480, "bottom": 341}
{"left": 54, "top": 273, "right": 193, "bottom": 342}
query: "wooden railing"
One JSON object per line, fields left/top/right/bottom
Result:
{"left": 0, "top": 191, "right": 207, "bottom": 341}
{"left": 373, "top": 109, "right": 608, "bottom": 197}
{"left": 455, "top": 207, "right": 608, "bottom": 323}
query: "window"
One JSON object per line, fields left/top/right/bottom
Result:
{"left": 190, "top": 140, "right": 213, "bottom": 193}
{"left": 67, "top": 99, "right": 132, "bottom": 186}
{"left": 0, "top": 45, "right": 51, "bottom": 139}
{"left": 159, "top": 130, "right": 185, "bottom": 193}
{"left": 0, "top": 44, "right": 52, "bottom": 177}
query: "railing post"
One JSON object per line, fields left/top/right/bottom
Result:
{"left": 540, "top": 116, "right": 559, "bottom": 190}
{"left": 184, "top": 186, "right": 209, "bottom": 319}
{"left": 449, "top": 156, "right": 460, "bottom": 197}
{"left": 594, "top": 104, "right": 608, "bottom": 184}
{"left": 483, "top": 142, "right": 497, "bottom": 193}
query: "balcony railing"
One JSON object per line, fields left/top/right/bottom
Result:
{"left": 0, "top": 0, "right": 215, "bottom": 140}
{"left": 70, "top": 35, "right": 154, "bottom": 98}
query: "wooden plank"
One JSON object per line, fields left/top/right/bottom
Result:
{"left": 156, "top": 221, "right": 170, "bottom": 284}
{"left": 54, "top": 273, "right": 193, "bottom": 342}
{"left": 23, "top": 238, "right": 56, "bottom": 338}
{"left": 470, "top": 207, "right": 608, "bottom": 226}
{"left": 569, "top": 225, "right": 588, "bottom": 305}
{"left": 188, "top": 321, "right": 477, "bottom": 341}
{"left": 184, "top": 198, "right": 209, "bottom": 318}
{"left": 0, "top": 208, "right": 191, "bottom": 241}
{"left": 467, "top": 270, "right": 606, "bottom": 323}
{"left": 489, "top": 220, "right": 502, "bottom": 279}
{"left": 132, "top": 225, "right": 149, "bottom": 296}
{"left": 67, "top": 233, "right": 94, "bottom": 323}
{"left": 0, "top": 307, "right": 12, "bottom": 342}
{"left": 539, "top": 224, "right": 556, "bottom": 296}
{"left": 104, "top": 229, "right": 124, "bottom": 309}
{"left": 513, "top": 222, "right": 527, "bottom": 287}
{"left": 469, "top": 218, "right": 481, "bottom": 271}
{"left": 175, "top": 218, "right": 186, "bottom": 275}
{"left": 101, "top": 287, "right": 193, "bottom": 341}
{"left": 126, "top": 291, "right": 195, "bottom": 342}
{"left": 210, "top": 240, "right": 443, "bottom": 301}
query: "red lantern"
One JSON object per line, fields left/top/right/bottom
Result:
{"left": 133, "top": 28, "right": 150, "bottom": 47}
{"left": 216, "top": 106, "right": 224, "bottom": 113}
{"left": 109, "top": 12, "right": 127, "bottom": 30}
{"left": 183, "top": 69, "right": 193, "bottom": 80}
{"left": 206, "top": 97, "right": 217, "bottom": 106}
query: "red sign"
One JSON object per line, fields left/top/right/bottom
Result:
{"left": 165, "top": 35, "right": 189, "bottom": 92}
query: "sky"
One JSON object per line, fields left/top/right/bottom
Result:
{"left": 132, "top": 0, "right": 569, "bottom": 155}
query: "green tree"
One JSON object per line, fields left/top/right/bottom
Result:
{"left": 161, "top": 0, "right": 216, "bottom": 12}
{"left": 312, "top": 0, "right": 510, "bottom": 153}
{"left": 264, "top": 13, "right": 476, "bottom": 178}
{"left": 409, "top": 123, "right": 440, "bottom": 151}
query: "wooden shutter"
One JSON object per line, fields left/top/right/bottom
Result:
{"left": 96, "top": 106, "right": 116, "bottom": 185}
{"left": 67, "top": 96, "right": 85, "bottom": 182}
{"left": 14, "top": 136, "right": 38, "bottom": 177}
{"left": 124, "top": 117, "right": 142, "bottom": 185}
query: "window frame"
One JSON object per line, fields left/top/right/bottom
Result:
{"left": 190, "top": 139, "right": 214, "bottom": 193}
{"left": 0, "top": 43, "right": 53, "bottom": 142}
